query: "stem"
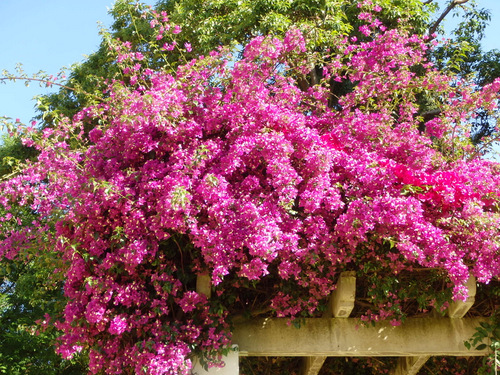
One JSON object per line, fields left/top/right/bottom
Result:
{"left": 0, "top": 77, "right": 103, "bottom": 102}
{"left": 496, "top": 347, "right": 498, "bottom": 375}
{"left": 428, "top": 0, "right": 470, "bottom": 36}
{"left": 468, "top": 134, "right": 500, "bottom": 161}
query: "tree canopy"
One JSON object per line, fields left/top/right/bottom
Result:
{"left": 1, "top": 1, "right": 500, "bottom": 374}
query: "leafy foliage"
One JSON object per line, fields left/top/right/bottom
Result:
{"left": 1, "top": 6, "right": 500, "bottom": 373}
{"left": 1, "top": 1, "right": 500, "bottom": 374}
{"left": 430, "top": 0, "right": 500, "bottom": 144}
{"left": 34, "top": 0, "right": 436, "bottom": 126}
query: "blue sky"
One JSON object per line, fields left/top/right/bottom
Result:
{"left": 0, "top": 0, "right": 154, "bottom": 127}
{"left": 0, "top": 0, "right": 499, "bottom": 128}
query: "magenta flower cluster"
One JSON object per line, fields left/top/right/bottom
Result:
{"left": 1, "top": 9, "right": 500, "bottom": 374}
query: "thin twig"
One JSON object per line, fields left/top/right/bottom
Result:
{"left": 428, "top": 0, "right": 470, "bottom": 36}
{"left": 0, "top": 77, "right": 103, "bottom": 102}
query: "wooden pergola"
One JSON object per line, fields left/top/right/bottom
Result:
{"left": 191, "top": 273, "right": 490, "bottom": 375}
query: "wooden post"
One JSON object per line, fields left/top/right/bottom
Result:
{"left": 391, "top": 274, "right": 477, "bottom": 375}
{"left": 391, "top": 356, "right": 431, "bottom": 375}
{"left": 302, "top": 356, "right": 328, "bottom": 375}
{"left": 302, "top": 272, "right": 356, "bottom": 375}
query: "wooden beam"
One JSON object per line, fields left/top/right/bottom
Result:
{"left": 196, "top": 274, "right": 212, "bottom": 299}
{"left": 233, "top": 317, "right": 489, "bottom": 357}
{"left": 329, "top": 271, "right": 356, "bottom": 318}
{"left": 447, "top": 275, "right": 476, "bottom": 319}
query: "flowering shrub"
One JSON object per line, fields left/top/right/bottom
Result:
{"left": 1, "top": 8, "right": 500, "bottom": 374}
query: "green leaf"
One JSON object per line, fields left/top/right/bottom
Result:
{"left": 475, "top": 343, "right": 488, "bottom": 351}
{"left": 479, "top": 321, "right": 491, "bottom": 330}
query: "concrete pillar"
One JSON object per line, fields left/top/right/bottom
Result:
{"left": 193, "top": 276, "right": 237, "bottom": 374}
{"left": 191, "top": 350, "right": 239, "bottom": 375}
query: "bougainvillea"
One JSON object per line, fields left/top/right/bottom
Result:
{"left": 1, "top": 6, "right": 500, "bottom": 374}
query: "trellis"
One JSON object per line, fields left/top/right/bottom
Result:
{"left": 191, "top": 272, "right": 490, "bottom": 375}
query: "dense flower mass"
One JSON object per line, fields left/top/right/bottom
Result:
{"left": 1, "top": 10, "right": 500, "bottom": 374}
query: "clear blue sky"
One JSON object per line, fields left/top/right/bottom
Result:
{"left": 0, "top": 0, "right": 154, "bottom": 127}
{"left": 0, "top": 0, "right": 499, "bottom": 128}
